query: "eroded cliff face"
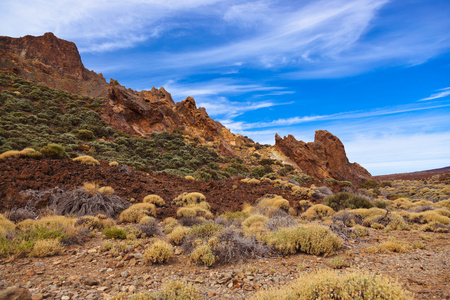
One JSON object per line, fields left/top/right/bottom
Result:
{"left": 275, "top": 131, "right": 372, "bottom": 184}
{"left": 0, "top": 32, "right": 108, "bottom": 97}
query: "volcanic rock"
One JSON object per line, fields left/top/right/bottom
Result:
{"left": 275, "top": 130, "right": 372, "bottom": 184}
{"left": 0, "top": 32, "right": 108, "bottom": 97}
{"left": 0, "top": 33, "right": 236, "bottom": 146}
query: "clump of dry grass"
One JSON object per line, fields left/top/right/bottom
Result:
{"left": 173, "top": 192, "right": 206, "bottom": 207}
{"left": 143, "top": 240, "right": 173, "bottom": 264}
{"left": 119, "top": 203, "right": 156, "bottom": 223}
{"left": 250, "top": 269, "right": 413, "bottom": 300}
{"left": 302, "top": 204, "right": 335, "bottom": 220}
{"left": 185, "top": 175, "right": 195, "bottom": 181}
{"left": 291, "top": 186, "right": 315, "bottom": 198}
{"left": 168, "top": 226, "right": 191, "bottom": 245}
{"left": 261, "top": 224, "right": 343, "bottom": 256}
{"left": 190, "top": 244, "right": 215, "bottom": 266}
{"left": 98, "top": 186, "right": 115, "bottom": 195}
{"left": 367, "top": 239, "right": 411, "bottom": 253}
{"left": 73, "top": 155, "right": 100, "bottom": 166}
{"left": 392, "top": 198, "right": 413, "bottom": 209}
{"left": 0, "top": 148, "right": 39, "bottom": 159}
{"left": 162, "top": 217, "right": 179, "bottom": 234}
{"left": 256, "top": 194, "right": 290, "bottom": 211}
{"left": 0, "top": 214, "right": 16, "bottom": 237}
{"left": 109, "top": 161, "right": 119, "bottom": 166}
{"left": 143, "top": 194, "right": 165, "bottom": 207}
{"left": 29, "top": 239, "right": 63, "bottom": 257}
{"left": 241, "top": 178, "right": 261, "bottom": 185}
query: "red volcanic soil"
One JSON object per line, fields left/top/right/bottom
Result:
{"left": 0, "top": 157, "right": 327, "bottom": 219}
{"left": 375, "top": 166, "right": 450, "bottom": 181}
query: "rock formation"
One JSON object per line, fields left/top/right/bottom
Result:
{"left": 0, "top": 33, "right": 237, "bottom": 145}
{"left": 275, "top": 131, "right": 372, "bottom": 184}
{"left": 0, "top": 32, "right": 108, "bottom": 97}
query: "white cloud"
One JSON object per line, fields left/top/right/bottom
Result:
{"left": 419, "top": 87, "right": 450, "bottom": 101}
{"left": 227, "top": 103, "right": 450, "bottom": 131}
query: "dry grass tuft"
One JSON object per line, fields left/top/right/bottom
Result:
{"left": 0, "top": 214, "right": 16, "bottom": 237}
{"left": 302, "top": 204, "right": 335, "bottom": 220}
{"left": 119, "top": 203, "right": 156, "bottom": 223}
{"left": 143, "top": 195, "right": 165, "bottom": 207}
{"left": 29, "top": 239, "right": 63, "bottom": 257}
{"left": 256, "top": 195, "right": 290, "bottom": 211}
{"left": 98, "top": 186, "right": 115, "bottom": 195}
{"left": 190, "top": 244, "right": 215, "bottom": 266}
{"left": 250, "top": 269, "right": 413, "bottom": 300}
{"left": 261, "top": 224, "right": 343, "bottom": 256}
{"left": 109, "top": 161, "right": 119, "bottom": 166}
{"left": 168, "top": 226, "right": 191, "bottom": 245}
{"left": 185, "top": 175, "right": 195, "bottom": 181}
{"left": 143, "top": 240, "right": 173, "bottom": 264}
{"left": 162, "top": 217, "right": 178, "bottom": 234}
{"left": 173, "top": 192, "right": 206, "bottom": 207}
{"left": 73, "top": 155, "right": 100, "bottom": 166}
{"left": 392, "top": 198, "right": 413, "bottom": 209}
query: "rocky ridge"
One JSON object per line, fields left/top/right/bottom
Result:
{"left": 275, "top": 131, "right": 373, "bottom": 184}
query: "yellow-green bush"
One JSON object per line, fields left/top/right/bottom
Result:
{"left": 435, "top": 199, "right": 450, "bottom": 209}
{"left": 242, "top": 215, "right": 269, "bottom": 228}
{"left": 29, "top": 239, "right": 63, "bottom": 257}
{"left": 119, "top": 203, "right": 156, "bottom": 223}
{"left": 143, "top": 194, "right": 165, "bottom": 206}
{"left": 190, "top": 244, "right": 215, "bottom": 266}
{"left": 173, "top": 192, "right": 206, "bottom": 207}
{"left": 353, "top": 224, "right": 369, "bottom": 237}
{"left": 0, "top": 148, "right": 37, "bottom": 159}
{"left": 302, "top": 204, "right": 335, "bottom": 220}
{"left": 250, "top": 269, "right": 413, "bottom": 300}
{"left": 0, "top": 214, "right": 15, "bottom": 237}
{"left": 405, "top": 210, "right": 450, "bottom": 225}
{"left": 98, "top": 186, "right": 115, "bottom": 195}
{"left": 168, "top": 226, "right": 191, "bottom": 245}
{"left": 73, "top": 155, "right": 100, "bottom": 166}
{"left": 163, "top": 217, "right": 178, "bottom": 234}
{"left": 350, "top": 207, "right": 386, "bottom": 219}
{"left": 143, "top": 240, "right": 173, "bottom": 264}
{"left": 257, "top": 195, "right": 290, "bottom": 211}
{"left": 176, "top": 205, "right": 213, "bottom": 219}
{"left": 291, "top": 186, "right": 315, "bottom": 198}
{"left": 392, "top": 198, "right": 413, "bottom": 209}
{"left": 261, "top": 225, "right": 343, "bottom": 256}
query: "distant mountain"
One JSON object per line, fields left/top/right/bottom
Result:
{"left": 375, "top": 166, "right": 450, "bottom": 181}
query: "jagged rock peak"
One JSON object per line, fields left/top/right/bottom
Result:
{"left": 275, "top": 130, "right": 372, "bottom": 184}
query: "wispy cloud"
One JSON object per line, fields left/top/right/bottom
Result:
{"left": 419, "top": 87, "right": 450, "bottom": 101}
{"left": 226, "top": 103, "right": 450, "bottom": 131}
{"left": 162, "top": 78, "right": 293, "bottom": 119}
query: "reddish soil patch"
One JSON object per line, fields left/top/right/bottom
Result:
{"left": 0, "top": 157, "right": 327, "bottom": 219}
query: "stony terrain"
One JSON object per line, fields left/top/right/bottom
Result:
{"left": 1, "top": 225, "right": 448, "bottom": 299}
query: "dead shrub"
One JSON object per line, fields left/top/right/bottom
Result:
{"left": 178, "top": 216, "right": 206, "bottom": 227}
{"left": 265, "top": 212, "right": 298, "bottom": 231}
{"left": 332, "top": 211, "right": 363, "bottom": 227}
{"left": 6, "top": 206, "right": 37, "bottom": 223}
{"left": 22, "top": 187, "right": 129, "bottom": 218}
{"left": 211, "top": 227, "right": 271, "bottom": 263}
{"left": 136, "top": 218, "right": 163, "bottom": 237}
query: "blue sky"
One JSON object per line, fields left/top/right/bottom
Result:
{"left": 1, "top": 0, "right": 450, "bottom": 175}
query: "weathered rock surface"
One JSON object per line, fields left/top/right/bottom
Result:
{"left": 0, "top": 286, "right": 32, "bottom": 300}
{"left": 275, "top": 130, "right": 372, "bottom": 184}
{"left": 0, "top": 32, "right": 108, "bottom": 97}
{"left": 0, "top": 33, "right": 237, "bottom": 146}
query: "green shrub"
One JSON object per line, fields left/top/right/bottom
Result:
{"left": 360, "top": 180, "right": 380, "bottom": 189}
{"left": 190, "top": 223, "right": 223, "bottom": 240}
{"left": 103, "top": 227, "right": 127, "bottom": 239}
{"left": 40, "top": 143, "right": 66, "bottom": 158}
{"left": 324, "top": 192, "right": 374, "bottom": 211}
{"left": 261, "top": 225, "right": 343, "bottom": 256}
{"left": 76, "top": 129, "right": 95, "bottom": 141}
{"left": 190, "top": 244, "right": 215, "bottom": 266}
